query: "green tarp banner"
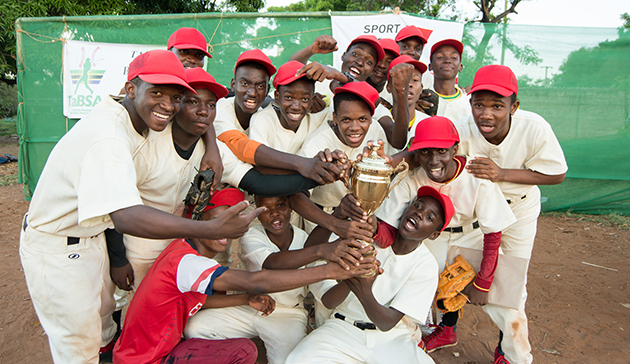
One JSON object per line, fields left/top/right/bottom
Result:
{"left": 15, "top": 12, "right": 630, "bottom": 214}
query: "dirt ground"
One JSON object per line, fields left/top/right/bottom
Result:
{"left": 1, "top": 137, "right": 629, "bottom": 364}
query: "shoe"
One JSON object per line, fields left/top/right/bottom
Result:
{"left": 422, "top": 324, "right": 457, "bottom": 353}
{"left": 494, "top": 346, "right": 510, "bottom": 364}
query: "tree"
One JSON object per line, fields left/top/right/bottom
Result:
{"left": 268, "top": 0, "right": 459, "bottom": 18}
{"left": 0, "top": 0, "right": 267, "bottom": 86}
{"left": 622, "top": 12, "right": 630, "bottom": 29}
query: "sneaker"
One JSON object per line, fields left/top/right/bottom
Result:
{"left": 422, "top": 324, "right": 457, "bottom": 353}
{"left": 494, "top": 346, "right": 510, "bottom": 364}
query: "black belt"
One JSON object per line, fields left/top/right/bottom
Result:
{"left": 22, "top": 215, "right": 80, "bottom": 245}
{"left": 506, "top": 195, "right": 527, "bottom": 205}
{"left": 334, "top": 313, "right": 376, "bottom": 330}
{"left": 443, "top": 221, "right": 480, "bottom": 234}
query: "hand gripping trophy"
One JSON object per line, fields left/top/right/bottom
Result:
{"left": 342, "top": 144, "right": 409, "bottom": 276}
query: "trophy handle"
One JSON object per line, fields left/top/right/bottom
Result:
{"left": 387, "top": 160, "right": 410, "bottom": 196}
{"left": 340, "top": 160, "right": 355, "bottom": 190}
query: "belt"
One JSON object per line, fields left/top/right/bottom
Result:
{"left": 506, "top": 194, "right": 527, "bottom": 205}
{"left": 443, "top": 221, "right": 479, "bottom": 234}
{"left": 22, "top": 214, "right": 80, "bottom": 245}
{"left": 334, "top": 313, "right": 376, "bottom": 330}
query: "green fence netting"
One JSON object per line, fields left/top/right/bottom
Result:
{"left": 15, "top": 12, "right": 630, "bottom": 214}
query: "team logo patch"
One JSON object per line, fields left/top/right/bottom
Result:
{"left": 68, "top": 253, "right": 80, "bottom": 260}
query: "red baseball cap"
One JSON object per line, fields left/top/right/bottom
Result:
{"left": 430, "top": 39, "right": 464, "bottom": 57}
{"left": 333, "top": 81, "right": 379, "bottom": 115}
{"left": 185, "top": 68, "right": 229, "bottom": 99}
{"left": 273, "top": 60, "right": 310, "bottom": 89}
{"left": 235, "top": 49, "right": 277, "bottom": 76}
{"left": 348, "top": 35, "right": 386, "bottom": 64}
{"left": 186, "top": 187, "right": 245, "bottom": 219}
{"left": 167, "top": 27, "right": 211, "bottom": 58}
{"left": 416, "top": 186, "right": 455, "bottom": 232}
{"left": 387, "top": 55, "right": 428, "bottom": 80}
{"left": 127, "top": 50, "right": 195, "bottom": 93}
{"left": 379, "top": 38, "right": 400, "bottom": 58}
{"left": 395, "top": 26, "right": 432, "bottom": 44}
{"left": 469, "top": 65, "right": 519, "bottom": 97}
{"left": 408, "top": 116, "right": 459, "bottom": 151}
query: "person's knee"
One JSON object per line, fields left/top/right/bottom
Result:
{"left": 233, "top": 338, "right": 257, "bottom": 364}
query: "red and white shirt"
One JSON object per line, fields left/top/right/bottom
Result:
{"left": 113, "top": 239, "right": 228, "bottom": 364}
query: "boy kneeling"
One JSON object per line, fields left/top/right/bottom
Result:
{"left": 286, "top": 186, "right": 454, "bottom": 364}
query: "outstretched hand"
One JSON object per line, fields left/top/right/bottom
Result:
{"left": 248, "top": 294, "right": 276, "bottom": 316}
{"left": 466, "top": 157, "right": 504, "bottom": 182}
{"left": 320, "top": 238, "right": 370, "bottom": 270}
{"left": 213, "top": 201, "right": 266, "bottom": 239}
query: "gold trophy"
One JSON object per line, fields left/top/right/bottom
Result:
{"left": 342, "top": 145, "right": 409, "bottom": 276}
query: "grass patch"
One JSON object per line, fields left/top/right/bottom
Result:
{"left": 0, "top": 117, "right": 17, "bottom": 137}
{"left": 0, "top": 173, "right": 18, "bottom": 186}
{"left": 542, "top": 210, "right": 630, "bottom": 230}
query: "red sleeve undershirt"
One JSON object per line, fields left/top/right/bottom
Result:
{"left": 373, "top": 220, "right": 397, "bottom": 249}
{"left": 474, "top": 231, "right": 502, "bottom": 292}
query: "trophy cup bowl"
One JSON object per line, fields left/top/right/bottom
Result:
{"left": 343, "top": 145, "right": 409, "bottom": 277}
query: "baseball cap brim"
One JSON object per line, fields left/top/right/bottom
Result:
{"left": 333, "top": 82, "right": 379, "bottom": 115}
{"left": 468, "top": 83, "right": 514, "bottom": 97}
{"left": 430, "top": 39, "right": 464, "bottom": 57}
{"left": 190, "top": 81, "right": 229, "bottom": 99}
{"left": 173, "top": 43, "right": 212, "bottom": 58}
{"left": 349, "top": 36, "right": 386, "bottom": 64}
{"left": 387, "top": 55, "right": 428, "bottom": 80}
{"left": 416, "top": 186, "right": 454, "bottom": 232}
{"left": 138, "top": 73, "right": 195, "bottom": 93}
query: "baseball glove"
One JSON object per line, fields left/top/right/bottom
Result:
{"left": 184, "top": 168, "right": 215, "bottom": 221}
{"left": 435, "top": 255, "right": 476, "bottom": 314}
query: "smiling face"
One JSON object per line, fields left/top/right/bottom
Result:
{"left": 175, "top": 88, "right": 218, "bottom": 137}
{"left": 414, "top": 144, "right": 459, "bottom": 183}
{"left": 274, "top": 79, "right": 314, "bottom": 132}
{"left": 470, "top": 90, "right": 519, "bottom": 145}
{"left": 125, "top": 79, "right": 184, "bottom": 133}
{"left": 231, "top": 64, "right": 270, "bottom": 116}
{"left": 197, "top": 205, "right": 231, "bottom": 254}
{"left": 398, "top": 196, "right": 444, "bottom": 240}
{"left": 430, "top": 45, "right": 462, "bottom": 80}
{"left": 333, "top": 99, "right": 372, "bottom": 148}
{"left": 369, "top": 50, "right": 398, "bottom": 86}
{"left": 341, "top": 42, "right": 378, "bottom": 82}
{"left": 170, "top": 47, "right": 206, "bottom": 69}
{"left": 256, "top": 196, "right": 292, "bottom": 237}
{"left": 398, "top": 37, "right": 424, "bottom": 61}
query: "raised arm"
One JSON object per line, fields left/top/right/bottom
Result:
{"left": 199, "top": 127, "right": 223, "bottom": 190}
{"left": 387, "top": 63, "right": 413, "bottom": 149}
{"left": 289, "top": 35, "right": 338, "bottom": 63}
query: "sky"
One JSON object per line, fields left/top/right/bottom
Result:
{"left": 262, "top": 0, "right": 628, "bottom": 28}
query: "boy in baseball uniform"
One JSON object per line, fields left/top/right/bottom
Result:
{"left": 114, "top": 188, "right": 376, "bottom": 364}
{"left": 374, "top": 55, "right": 430, "bottom": 150}
{"left": 429, "top": 39, "right": 471, "bottom": 123}
{"left": 19, "top": 50, "right": 264, "bottom": 364}
{"left": 248, "top": 60, "right": 328, "bottom": 157}
{"left": 370, "top": 116, "right": 516, "bottom": 353}
{"left": 286, "top": 186, "right": 454, "bottom": 364}
{"left": 215, "top": 50, "right": 343, "bottom": 186}
{"left": 117, "top": 68, "right": 322, "bottom": 292}
{"left": 299, "top": 82, "right": 391, "bottom": 232}
{"left": 291, "top": 35, "right": 385, "bottom": 108}
{"left": 456, "top": 65, "right": 568, "bottom": 364}
{"left": 184, "top": 195, "right": 369, "bottom": 363}
{"left": 167, "top": 27, "right": 212, "bottom": 69}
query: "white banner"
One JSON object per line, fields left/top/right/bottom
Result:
{"left": 331, "top": 14, "right": 465, "bottom": 69}
{"left": 63, "top": 41, "right": 161, "bottom": 119}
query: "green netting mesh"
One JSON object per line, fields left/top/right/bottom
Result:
{"left": 15, "top": 12, "right": 630, "bottom": 214}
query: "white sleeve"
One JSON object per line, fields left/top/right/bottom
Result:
{"left": 219, "top": 142, "right": 252, "bottom": 187}
{"left": 375, "top": 173, "right": 415, "bottom": 228}
{"left": 524, "top": 119, "right": 568, "bottom": 175}
{"left": 176, "top": 254, "right": 228, "bottom": 295}
{"left": 248, "top": 112, "right": 272, "bottom": 146}
{"left": 240, "top": 228, "right": 275, "bottom": 272}
{"left": 77, "top": 138, "right": 142, "bottom": 227}
{"left": 373, "top": 104, "right": 391, "bottom": 122}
